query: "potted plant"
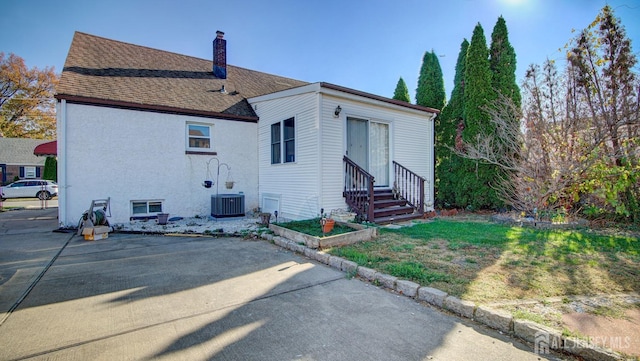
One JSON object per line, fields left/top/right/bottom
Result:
{"left": 157, "top": 213, "right": 169, "bottom": 225}
{"left": 320, "top": 216, "right": 335, "bottom": 234}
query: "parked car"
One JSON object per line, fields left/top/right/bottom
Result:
{"left": 0, "top": 180, "right": 58, "bottom": 200}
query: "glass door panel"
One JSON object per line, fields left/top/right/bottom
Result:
{"left": 369, "top": 122, "right": 389, "bottom": 186}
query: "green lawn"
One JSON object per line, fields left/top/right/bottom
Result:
{"left": 327, "top": 219, "right": 639, "bottom": 303}
{"left": 275, "top": 218, "right": 356, "bottom": 237}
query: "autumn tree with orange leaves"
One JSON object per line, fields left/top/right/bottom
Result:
{"left": 0, "top": 53, "right": 58, "bottom": 139}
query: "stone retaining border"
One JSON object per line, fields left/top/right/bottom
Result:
{"left": 257, "top": 231, "right": 626, "bottom": 361}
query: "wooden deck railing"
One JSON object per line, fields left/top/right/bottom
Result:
{"left": 393, "top": 161, "right": 425, "bottom": 216}
{"left": 343, "top": 156, "right": 375, "bottom": 222}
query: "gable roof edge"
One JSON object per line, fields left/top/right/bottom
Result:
{"left": 247, "top": 83, "right": 322, "bottom": 104}
{"left": 319, "top": 82, "right": 440, "bottom": 114}
{"left": 247, "top": 82, "right": 440, "bottom": 115}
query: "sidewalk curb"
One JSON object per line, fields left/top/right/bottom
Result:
{"left": 258, "top": 230, "right": 629, "bottom": 361}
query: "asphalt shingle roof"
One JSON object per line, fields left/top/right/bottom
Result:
{"left": 55, "top": 32, "right": 309, "bottom": 121}
{"left": 0, "top": 138, "right": 49, "bottom": 165}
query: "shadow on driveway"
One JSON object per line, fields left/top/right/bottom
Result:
{"left": 0, "top": 209, "right": 564, "bottom": 360}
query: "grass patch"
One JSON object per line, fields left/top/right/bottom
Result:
{"left": 327, "top": 218, "right": 639, "bottom": 303}
{"left": 589, "top": 305, "right": 627, "bottom": 319}
{"left": 512, "top": 309, "right": 549, "bottom": 325}
{"left": 385, "top": 261, "right": 451, "bottom": 284}
{"left": 276, "top": 218, "right": 355, "bottom": 237}
{"left": 330, "top": 247, "right": 389, "bottom": 266}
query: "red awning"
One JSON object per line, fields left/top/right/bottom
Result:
{"left": 33, "top": 140, "right": 57, "bottom": 156}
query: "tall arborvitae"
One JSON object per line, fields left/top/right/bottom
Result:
{"left": 416, "top": 51, "right": 446, "bottom": 109}
{"left": 392, "top": 77, "right": 411, "bottom": 103}
{"left": 490, "top": 16, "right": 521, "bottom": 108}
{"left": 43, "top": 156, "right": 57, "bottom": 182}
{"left": 436, "top": 39, "right": 469, "bottom": 208}
{"left": 460, "top": 23, "right": 500, "bottom": 209}
{"left": 489, "top": 16, "right": 521, "bottom": 208}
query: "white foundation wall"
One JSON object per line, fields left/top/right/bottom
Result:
{"left": 59, "top": 103, "right": 258, "bottom": 226}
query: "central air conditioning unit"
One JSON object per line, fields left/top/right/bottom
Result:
{"left": 211, "top": 194, "right": 245, "bottom": 217}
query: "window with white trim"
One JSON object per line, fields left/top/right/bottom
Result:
{"left": 24, "top": 166, "right": 36, "bottom": 179}
{"left": 186, "top": 123, "right": 213, "bottom": 152}
{"left": 271, "top": 117, "right": 295, "bottom": 164}
{"left": 131, "top": 200, "right": 163, "bottom": 216}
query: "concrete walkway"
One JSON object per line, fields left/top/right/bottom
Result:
{"left": 0, "top": 209, "right": 571, "bottom": 360}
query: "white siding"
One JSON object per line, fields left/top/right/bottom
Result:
{"left": 321, "top": 94, "right": 435, "bottom": 212}
{"left": 391, "top": 106, "right": 435, "bottom": 208}
{"left": 318, "top": 96, "right": 348, "bottom": 214}
{"left": 59, "top": 103, "right": 258, "bottom": 226}
{"left": 253, "top": 89, "right": 435, "bottom": 221}
{"left": 253, "top": 92, "right": 321, "bottom": 220}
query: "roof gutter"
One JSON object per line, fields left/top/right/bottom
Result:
{"left": 319, "top": 82, "right": 440, "bottom": 114}
{"left": 54, "top": 94, "right": 260, "bottom": 123}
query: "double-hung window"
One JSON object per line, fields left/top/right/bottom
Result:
{"left": 271, "top": 117, "right": 295, "bottom": 164}
{"left": 186, "top": 123, "right": 214, "bottom": 153}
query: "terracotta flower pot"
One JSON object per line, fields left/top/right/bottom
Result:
{"left": 321, "top": 218, "right": 335, "bottom": 234}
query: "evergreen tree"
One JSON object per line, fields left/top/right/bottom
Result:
{"left": 490, "top": 16, "right": 521, "bottom": 108}
{"left": 43, "top": 156, "right": 57, "bottom": 182}
{"left": 416, "top": 51, "right": 446, "bottom": 109}
{"left": 489, "top": 16, "right": 520, "bottom": 209}
{"left": 436, "top": 39, "right": 468, "bottom": 208}
{"left": 460, "top": 23, "right": 501, "bottom": 209}
{"left": 392, "top": 77, "right": 411, "bottom": 103}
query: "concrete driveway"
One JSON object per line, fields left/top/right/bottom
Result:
{"left": 0, "top": 209, "right": 569, "bottom": 360}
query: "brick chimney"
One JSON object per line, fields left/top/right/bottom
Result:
{"left": 213, "top": 30, "right": 227, "bottom": 79}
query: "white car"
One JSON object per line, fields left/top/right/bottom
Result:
{"left": 1, "top": 180, "right": 58, "bottom": 200}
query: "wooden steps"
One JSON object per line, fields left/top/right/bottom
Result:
{"left": 345, "top": 189, "right": 422, "bottom": 225}
{"left": 372, "top": 189, "right": 422, "bottom": 224}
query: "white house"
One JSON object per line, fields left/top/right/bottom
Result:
{"left": 55, "top": 31, "right": 438, "bottom": 227}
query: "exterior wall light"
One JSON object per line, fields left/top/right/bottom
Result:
{"left": 334, "top": 105, "right": 342, "bottom": 118}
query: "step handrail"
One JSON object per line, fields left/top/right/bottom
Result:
{"left": 392, "top": 161, "right": 425, "bottom": 216}
{"left": 343, "top": 156, "right": 375, "bottom": 221}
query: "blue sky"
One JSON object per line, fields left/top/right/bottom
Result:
{"left": 1, "top": 0, "right": 639, "bottom": 102}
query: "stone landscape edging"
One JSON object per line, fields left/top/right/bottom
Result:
{"left": 257, "top": 231, "right": 627, "bottom": 361}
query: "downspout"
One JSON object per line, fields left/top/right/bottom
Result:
{"left": 427, "top": 112, "right": 437, "bottom": 208}
{"left": 317, "top": 91, "right": 323, "bottom": 215}
{"left": 57, "top": 99, "right": 67, "bottom": 226}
